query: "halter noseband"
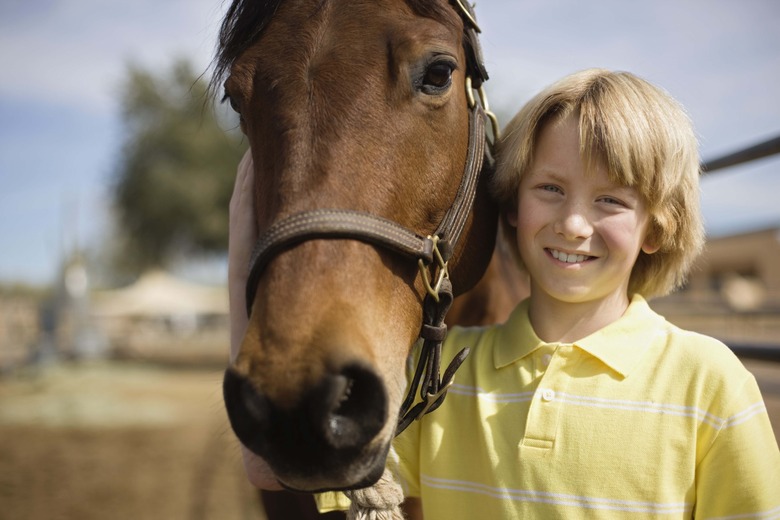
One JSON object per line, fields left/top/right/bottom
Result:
{"left": 243, "top": 0, "right": 496, "bottom": 436}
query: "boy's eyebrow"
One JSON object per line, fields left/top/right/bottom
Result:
{"left": 525, "top": 168, "right": 568, "bottom": 184}
{"left": 599, "top": 182, "right": 640, "bottom": 197}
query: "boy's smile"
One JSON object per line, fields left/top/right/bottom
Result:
{"left": 547, "top": 248, "right": 596, "bottom": 265}
{"left": 508, "top": 113, "right": 658, "bottom": 339}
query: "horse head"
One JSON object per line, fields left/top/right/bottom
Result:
{"left": 216, "top": 0, "right": 497, "bottom": 492}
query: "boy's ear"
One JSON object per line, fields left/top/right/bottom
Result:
{"left": 641, "top": 220, "right": 661, "bottom": 255}
{"left": 641, "top": 238, "right": 660, "bottom": 255}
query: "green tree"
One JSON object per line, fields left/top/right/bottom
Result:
{"left": 112, "top": 59, "right": 246, "bottom": 274}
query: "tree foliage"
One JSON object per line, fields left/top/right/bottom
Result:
{"left": 112, "top": 59, "right": 246, "bottom": 274}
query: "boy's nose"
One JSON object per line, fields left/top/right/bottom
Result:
{"left": 554, "top": 206, "right": 593, "bottom": 240}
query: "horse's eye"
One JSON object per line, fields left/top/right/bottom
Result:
{"left": 223, "top": 93, "right": 241, "bottom": 115}
{"left": 421, "top": 60, "right": 454, "bottom": 93}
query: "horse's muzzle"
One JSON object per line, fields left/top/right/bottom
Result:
{"left": 222, "top": 363, "right": 389, "bottom": 490}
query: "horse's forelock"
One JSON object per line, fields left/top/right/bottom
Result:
{"left": 210, "top": 0, "right": 283, "bottom": 94}
{"left": 210, "top": 0, "right": 459, "bottom": 95}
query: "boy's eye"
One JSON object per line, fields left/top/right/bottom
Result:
{"left": 540, "top": 184, "right": 563, "bottom": 194}
{"left": 599, "top": 196, "right": 626, "bottom": 206}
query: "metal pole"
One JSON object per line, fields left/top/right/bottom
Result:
{"left": 701, "top": 135, "right": 780, "bottom": 173}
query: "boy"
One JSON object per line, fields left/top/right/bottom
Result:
{"left": 229, "top": 69, "right": 780, "bottom": 517}
{"left": 392, "top": 68, "right": 780, "bottom": 518}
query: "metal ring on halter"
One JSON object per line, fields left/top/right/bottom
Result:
{"left": 478, "top": 86, "right": 501, "bottom": 142}
{"left": 465, "top": 76, "right": 476, "bottom": 108}
{"left": 466, "top": 78, "right": 500, "bottom": 146}
{"left": 417, "top": 235, "right": 449, "bottom": 302}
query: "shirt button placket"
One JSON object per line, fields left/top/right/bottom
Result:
{"left": 521, "top": 345, "right": 570, "bottom": 451}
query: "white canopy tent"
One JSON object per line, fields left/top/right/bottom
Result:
{"left": 91, "top": 270, "right": 227, "bottom": 318}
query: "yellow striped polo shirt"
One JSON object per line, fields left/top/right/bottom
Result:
{"left": 390, "top": 295, "right": 780, "bottom": 518}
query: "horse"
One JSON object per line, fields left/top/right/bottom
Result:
{"left": 213, "top": 0, "right": 526, "bottom": 516}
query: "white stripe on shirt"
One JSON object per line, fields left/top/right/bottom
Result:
{"left": 448, "top": 383, "right": 535, "bottom": 403}
{"left": 449, "top": 384, "right": 767, "bottom": 431}
{"left": 706, "top": 504, "right": 780, "bottom": 519}
{"left": 420, "top": 474, "right": 693, "bottom": 514}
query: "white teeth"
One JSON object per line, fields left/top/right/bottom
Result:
{"left": 551, "top": 249, "right": 587, "bottom": 263}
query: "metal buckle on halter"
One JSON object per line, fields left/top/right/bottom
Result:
{"left": 418, "top": 235, "right": 449, "bottom": 302}
{"left": 466, "top": 76, "right": 501, "bottom": 145}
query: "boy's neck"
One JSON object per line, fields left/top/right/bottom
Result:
{"left": 527, "top": 289, "right": 632, "bottom": 344}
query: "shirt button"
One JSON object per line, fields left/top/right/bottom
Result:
{"left": 541, "top": 389, "right": 555, "bottom": 402}
{"left": 541, "top": 353, "right": 552, "bottom": 367}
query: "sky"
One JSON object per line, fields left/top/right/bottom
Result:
{"left": 1, "top": 0, "right": 778, "bottom": 286}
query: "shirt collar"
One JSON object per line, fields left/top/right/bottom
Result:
{"left": 493, "top": 295, "right": 665, "bottom": 378}
{"left": 574, "top": 295, "right": 666, "bottom": 377}
{"left": 493, "top": 299, "right": 544, "bottom": 369}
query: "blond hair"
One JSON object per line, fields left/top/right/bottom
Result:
{"left": 492, "top": 69, "right": 704, "bottom": 298}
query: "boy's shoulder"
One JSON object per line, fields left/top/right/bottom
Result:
{"left": 656, "top": 315, "right": 741, "bottom": 364}
{"left": 443, "top": 300, "right": 538, "bottom": 376}
{"left": 444, "top": 322, "right": 501, "bottom": 361}
{"left": 646, "top": 309, "right": 755, "bottom": 391}
{"left": 618, "top": 296, "right": 739, "bottom": 368}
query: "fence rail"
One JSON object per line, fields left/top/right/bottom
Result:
{"left": 729, "top": 344, "right": 780, "bottom": 363}
{"left": 701, "top": 135, "right": 780, "bottom": 173}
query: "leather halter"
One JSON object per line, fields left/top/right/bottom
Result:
{"left": 244, "top": 0, "right": 496, "bottom": 436}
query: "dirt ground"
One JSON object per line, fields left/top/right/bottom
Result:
{"left": 0, "top": 361, "right": 265, "bottom": 520}
{"left": 1, "top": 358, "right": 779, "bottom": 520}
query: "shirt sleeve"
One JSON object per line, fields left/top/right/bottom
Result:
{"left": 694, "top": 373, "right": 780, "bottom": 518}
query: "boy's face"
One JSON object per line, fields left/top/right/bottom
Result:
{"left": 508, "top": 114, "right": 657, "bottom": 311}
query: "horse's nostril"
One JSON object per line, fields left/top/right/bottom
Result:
{"left": 223, "top": 363, "right": 387, "bottom": 464}
{"left": 223, "top": 368, "right": 270, "bottom": 453}
{"left": 314, "top": 365, "right": 387, "bottom": 450}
